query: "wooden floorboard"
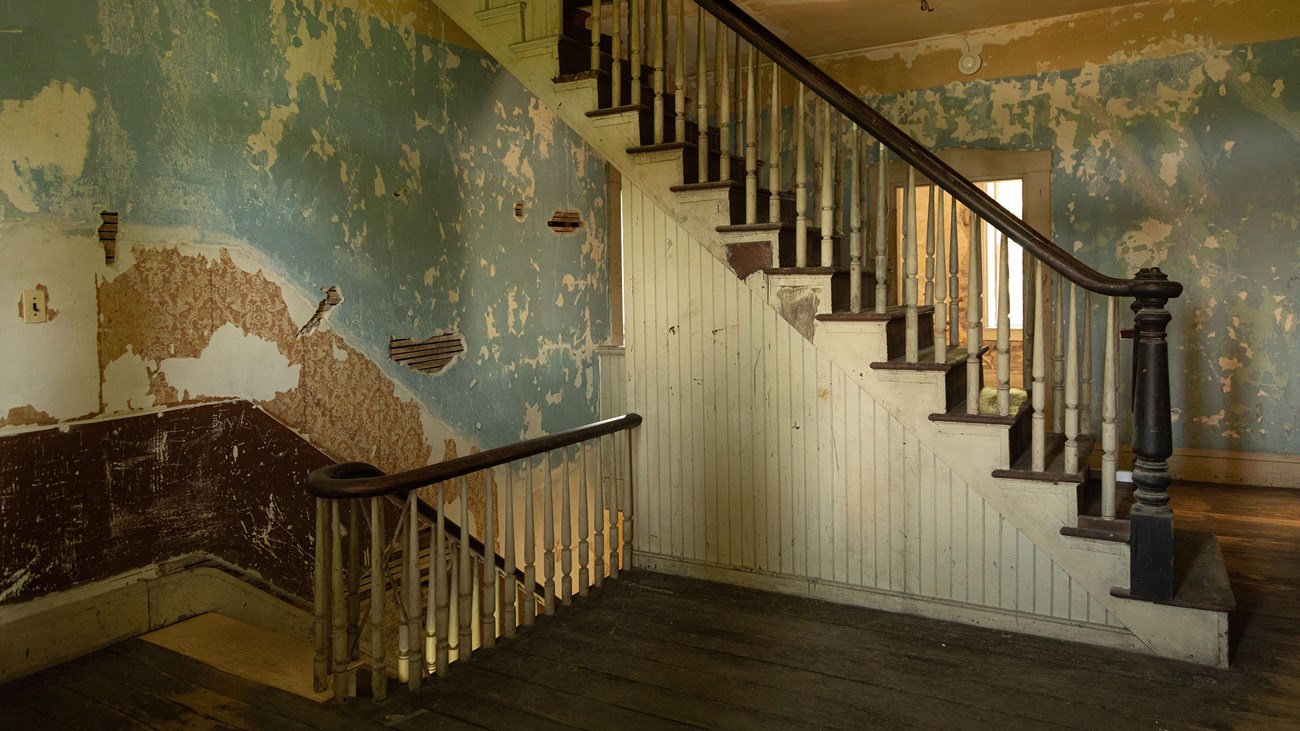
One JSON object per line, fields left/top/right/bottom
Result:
{"left": 2, "top": 481, "right": 1297, "bottom": 729}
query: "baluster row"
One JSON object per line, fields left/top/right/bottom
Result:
{"left": 312, "top": 431, "right": 634, "bottom": 700}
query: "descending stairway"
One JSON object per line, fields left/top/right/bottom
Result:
{"left": 433, "top": 0, "right": 1232, "bottom": 666}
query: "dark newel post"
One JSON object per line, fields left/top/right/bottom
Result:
{"left": 1129, "top": 267, "right": 1175, "bottom": 601}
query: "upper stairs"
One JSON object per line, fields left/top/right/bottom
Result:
{"left": 436, "top": 1, "right": 1232, "bottom": 666}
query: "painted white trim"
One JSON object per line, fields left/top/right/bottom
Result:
{"left": 634, "top": 551, "right": 1149, "bottom": 654}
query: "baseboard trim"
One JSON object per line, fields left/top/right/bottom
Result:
{"left": 632, "top": 552, "right": 1148, "bottom": 656}
{"left": 0, "top": 554, "right": 312, "bottom": 683}
{"left": 1096, "top": 445, "right": 1300, "bottom": 489}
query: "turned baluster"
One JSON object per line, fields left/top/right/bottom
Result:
{"left": 457, "top": 477, "right": 473, "bottom": 660}
{"left": 578, "top": 440, "right": 591, "bottom": 596}
{"left": 433, "top": 486, "right": 450, "bottom": 676}
{"left": 630, "top": 0, "right": 642, "bottom": 107}
{"left": 745, "top": 43, "right": 759, "bottom": 224}
{"left": 1032, "top": 263, "right": 1048, "bottom": 471}
{"left": 934, "top": 191, "right": 948, "bottom": 362}
{"left": 904, "top": 167, "right": 919, "bottom": 363}
{"left": 501, "top": 467, "right": 517, "bottom": 637}
{"left": 612, "top": 0, "right": 623, "bottom": 107}
{"left": 313, "top": 498, "right": 330, "bottom": 693}
{"left": 523, "top": 457, "right": 538, "bottom": 625}
{"left": 820, "top": 104, "right": 835, "bottom": 268}
{"left": 768, "top": 62, "right": 782, "bottom": 224}
{"left": 1102, "top": 297, "right": 1120, "bottom": 519}
{"left": 1064, "top": 282, "right": 1081, "bottom": 473}
{"left": 997, "top": 232, "right": 1011, "bottom": 416}
{"left": 966, "top": 215, "right": 983, "bottom": 414}
{"left": 480, "top": 471, "right": 496, "bottom": 649}
{"left": 874, "top": 142, "right": 888, "bottom": 313}
{"left": 543, "top": 452, "right": 557, "bottom": 614}
{"left": 371, "top": 496, "right": 387, "bottom": 698}
{"left": 695, "top": 9, "right": 708, "bottom": 182}
{"left": 561, "top": 446, "right": 574, "bottom": 605}
{"left": 848, "top": 130, "right": 863, "bottom": 313}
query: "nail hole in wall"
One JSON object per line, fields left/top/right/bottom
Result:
{"left": 547, "top": 210, "right": 582, "bottom": 234}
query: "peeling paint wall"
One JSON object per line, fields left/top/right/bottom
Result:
{"left": 834, "top": 14, "right": 1299, "bottom": 456}
{"left": 0, "top": 0, "right": 609, "bottom": 449}
{"left": 0, "top": 0, "right": 608, "bottom": 601}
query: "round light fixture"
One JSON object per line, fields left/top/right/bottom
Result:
{"left": 958, "top": 51, "right": 982, "bottom": 75}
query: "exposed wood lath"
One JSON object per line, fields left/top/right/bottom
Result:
{"left": 388, "top": 334, "right": 466, "bottom": 375}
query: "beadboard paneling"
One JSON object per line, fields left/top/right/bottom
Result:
{"left": 620, "top": 183, "right": 1121, "bottom": 629}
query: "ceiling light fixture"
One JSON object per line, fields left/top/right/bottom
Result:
{"left": 936, "top": 34, "right": 982, "bottom": 75}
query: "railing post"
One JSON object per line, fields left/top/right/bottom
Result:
{"left": 312, "top": 498, "right": 331, "bottom": 693}
{"left": 1128, "top": 267, "right": 1175, "bottom": 601}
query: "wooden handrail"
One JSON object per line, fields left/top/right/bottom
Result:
{"left": 694, "top": 0, "right": 1182, "bottom": 301}
{"left": 307, "top": 413, "right": 642, "bottom": 498}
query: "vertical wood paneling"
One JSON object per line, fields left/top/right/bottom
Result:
{"left": 621, "top": 183, "right": 1121, "bottom": 631}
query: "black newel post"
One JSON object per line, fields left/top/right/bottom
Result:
{"left": 1129, "top": 267, "right": 1175, "bottom": 601}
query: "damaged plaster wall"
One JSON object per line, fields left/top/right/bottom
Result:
{"left": 830, "top": 1, "right": 1299, "bottom": 456}
{"left": 0, "top": 0, "right": 609, "bottom": 447}
{"left": 0, "top": 0, "right": 608, "bottom": 602}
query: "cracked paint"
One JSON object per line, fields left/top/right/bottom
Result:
{"left": 857, "top": 33, "right": 1299, "bottom": 454}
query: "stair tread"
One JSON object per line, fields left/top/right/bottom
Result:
{"left": 871, "top": 344, "right": 977, "bottom": 372}
{"left": 930, "top": 394, "right": 1030, "bottom": 426}
{"left": 1061, "top": 515, "right": 1131, "bottom": 543}
{"left": 816, "top": 305, "right": 935, "bottom": 322}
{"left": 992, "top": 433, "right": 1095, "bottom": 484}
{"left": 1111, "top": 529, "right": 1236, "bottom": 612}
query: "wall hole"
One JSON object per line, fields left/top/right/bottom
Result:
{"left": 514, "top": 201, "right": 526, "bottom": 221}
{"left": 99, "top": 211, "right": 118, "bottom": 264}
{"left": 547, "top": 209, "right": 583, "bottom": 234}
{"left": 389, "top": 333, "right": 466, "bottom": 375}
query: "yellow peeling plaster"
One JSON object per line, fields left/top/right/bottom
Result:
{"left": 0, "top": 83, "right": 97, "bottom": 214}
{"left": 819, "top": 0, "right": 1300, "bottom": 96}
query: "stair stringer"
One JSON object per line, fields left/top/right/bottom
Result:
{"left": 430, "top": 1, "right": 1228, "bottom": 668}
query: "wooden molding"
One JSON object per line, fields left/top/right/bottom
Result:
{"left": 1093, "top": 445, "right": 1300, "bottom": 489}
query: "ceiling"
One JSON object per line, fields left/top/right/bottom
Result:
{"left": 733, "top": 0, "right": 1154, "bottom": 56}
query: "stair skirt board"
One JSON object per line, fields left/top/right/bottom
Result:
{"left": 634, "top": 553, "right": 1147, "bottom": 655}
{"left": 0, "top": 556, "right": 312, "bottom": 684}
{"left": 429, "top": 0, "right": 1229, "bottom": 668}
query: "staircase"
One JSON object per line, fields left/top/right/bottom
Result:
{"left": 318, "top": 0, "right": 1233, "bottom": 680}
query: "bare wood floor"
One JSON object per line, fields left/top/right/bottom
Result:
{"left": 3, "top": 481, "right": 1298, "bottom": 729}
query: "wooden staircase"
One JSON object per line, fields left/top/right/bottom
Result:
{"left": 432, "top": 0, "right": 1233, "bottom": 667}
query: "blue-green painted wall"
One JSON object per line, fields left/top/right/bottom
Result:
{"left": 868, "top": 38, "right": 1300, "bottom": 456}
{"left": 0, "top": 0, "right": 610, "bottom": 448}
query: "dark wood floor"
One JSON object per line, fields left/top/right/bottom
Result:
{"left": 3, "top": 481, "right": 1298, "bottom": 729}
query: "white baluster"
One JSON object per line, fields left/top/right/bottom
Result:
{"left": 434, "top": 486, "right": 450, "bottom": 676}
{"left": 820, "top": 104, "right": 835, "bottom": 267}
{"left": 630, "top": 0, "right": 642, "bottom": 107}
{"left": 745, "top": 43, "right": 759, "bottom": 224}
{"left": 593, "top": 437, "right": 606, "bottom": 588}
{"left": 607, "top": 434, "right": 621, "bottom": 578}
{"left": 561, "top": 446, "right": 574, "bottom": 605}
{"left": 674, "top": 0, "right": 686, "bottom": 143}
{"left": 480, "top": 471, "right": 496, "bottom": 649}
{"left": 948, "top": 198, "right": 960, "bottom": 349}
{"left": 501, "top": 468, "right": 516, "bottom": 637}
{"left": 794, "top": 86, "right": 808, "bottom": 267}
{"left": 371, "top": 497, "right": 387, "bottom": 697}
{"left": 769, "top": 63, "right": 782, "bottom": 224}
{"left": 1032, "top": 262, "right": 1047, "bottom": 471}
{"left": 848, "top": 130, "right": 863, "bottom": 313}
{"left": 523, "top": 457, "right": 537, "bottom": 625}
{"left": 458, "top": 477, "right": 473, "bottom": 660}
{"left": 652, "top": 0, "right": 665, "bottom": 143}
{"left": 925, "top": 184, "right": 936, "bottom": 306}
{"left": 611, "top": 0, "right": 623, "bottom": 107}
{"left": 578, "top": 441, "right": 591, "bottom": 597}
{"left": 874, "top": 142, "right": 888, "bottom": 313}
{"left": 406, "top": 495, "right": 422, "bottom": 688}
{"left": 1081, "top": 292, "right": 1093, "bottom": 436}
{"left": 1053, "top": 273, "right": 1065, "bottom": 433}
{"left": 1102, "top": 297, "right": 1119, "bottom": 519}
{"left": 904, "top": 166, "right": 919, "bottom": 363}
{"left": 966, "top": 215, "right": 983, "bottom": 414}
{"left": 1023, "top": 248, "right": 1036, "bottom": 402}
{"left": 696, "top": 9, "right": 708, "bottom": 182}
{"left": 313, "top": 498, "right": 330, "bottom": 693}
{"left": 543, "top": 452, "right": 557, "bottom": 614}
{"left": 422, "top": 497, "right": 435, "bottom": 676}
{"left": 997, "top": 232, "right": 1011, "bottom": 416}
{"left": 1064, "top": 282, "right": 1080, "bottom": 473}
{"left": 934, "top": 190, "right": 948, "bottom": 361}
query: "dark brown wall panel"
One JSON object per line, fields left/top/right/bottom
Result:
{"left": 0, "top": 401, "right": 332, "bottom": 605}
